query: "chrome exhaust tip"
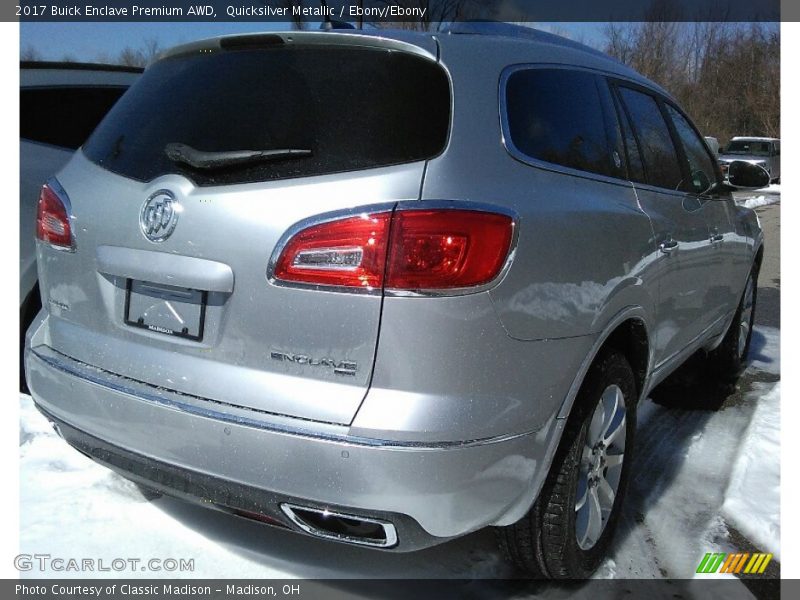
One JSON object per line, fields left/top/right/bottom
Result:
{"left": 280, "top": 503, "right": 398, "bottom": 548}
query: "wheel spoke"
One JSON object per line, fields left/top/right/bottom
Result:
{"left": 576, "top": 477, "right": 589, "bottom": 511}
{"left": 604, "top": 413, "right": 626, "bottom": 446}
{"left": 585, "top": 487, "right": 603, "bottom": 546}
{"left": 601, "top": 387, "right": 620, "bottom": 436}
{"left": 588, "top": 403, "right": 605, "bottom": 446}
{"left": 605, "top": 452, "right": 624, "bottom": 469}
{"left": 597, "top": 475, "right": 616, "bottom": 511}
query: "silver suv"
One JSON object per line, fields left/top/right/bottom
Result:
{"left": 25, "top": 24, "right": 768, "bottom": 578}
{"left": 719, "top": 136, "right": 780, "bottom": 184}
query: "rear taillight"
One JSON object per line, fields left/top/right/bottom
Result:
{"left": 36, "top": 182, "right": 73, "bottom": 250}
{"left": 273, "top": 212, "right": 391, "bottom": 289}
{"left": 272, "top": 207, "right": 514, "bottom": 292}
{"left": 386, "top": 210, "right": 513, "bottom": 290}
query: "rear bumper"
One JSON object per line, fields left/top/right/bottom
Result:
{"left": 25, "top": 319, "right": 557, "bottom": 549}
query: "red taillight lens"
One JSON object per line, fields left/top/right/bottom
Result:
{"left": 36, "top": 184, "right": 73, "bottom": 249}
{"left": 273, "top": 212, "right": 392, "bottom": 289}
{"left": 273, "top": 207, "right": 514, "bottom": 292}
{"left": 386, "top": 210, "right": 513, "bottom": 290}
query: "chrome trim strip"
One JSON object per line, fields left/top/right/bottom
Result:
{"left": 280, "top": 503, "right": 398, "bottom": 549}
{"left": 650, "top": 313, "right": 730, "bottom": 381}
{"left": 30, "top": 345, "right": 535, "bottom": 450}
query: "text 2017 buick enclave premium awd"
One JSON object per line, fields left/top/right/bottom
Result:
{"left": 26, "top": 24, "right": 768, "bottom": 577}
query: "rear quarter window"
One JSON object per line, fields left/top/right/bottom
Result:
{"left": 616, "top": 86, "right": 684, "bottom": 191}
{"left": 83, "top": 46, "right": 451, "bottom": 186}
{"left": 503, "top": 68, "right": 624, "bottom": 179}
{"left": 20, "top": 86, "right": 129, "bottom": 150}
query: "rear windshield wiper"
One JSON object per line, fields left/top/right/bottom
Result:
{"left": 164, "top": 143, "right": 311, "bottom": 170}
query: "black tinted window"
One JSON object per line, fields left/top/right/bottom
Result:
{"left": 611, "top": 89, "right": 645, "bottom": 182}
{"left": 666, "top": 104, "right": 718, "bottom": 194}
{"left": 20, "top": 86, "right": 128, "bottom": 149}
{"left": 617, "top": 87, "right": 683, "bottom": 191}
{"left": 505, "top": 69, "right": 620, "bottom": 178}
{"left": 83, "top": 46, "right": 451, "bottom": 186}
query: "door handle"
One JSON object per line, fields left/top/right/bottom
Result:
{"left": 659, "top": 238, "right": 679, "bottom": 254}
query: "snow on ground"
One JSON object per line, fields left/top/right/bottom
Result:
{"left": 734, "top": 183, "right": 781, "bottom": 209}
{"left": 738, "top": 196, "right": 780, "bottom": 210}
{"left": 19, "top": 326, "right": 780, "bottom": 584}
{"left": 721, "top": 383, "right": 780, "bottom": 560}
{"left": 603, "top": 379, "right": 780, "bottom": 580}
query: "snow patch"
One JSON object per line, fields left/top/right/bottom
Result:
{"left": 721, "top": 383, "right": 781, "bottom": 560}
{"left": 737, "top": 195, "right": 779, "bottom": 209}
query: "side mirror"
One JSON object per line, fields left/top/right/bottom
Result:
{"left": 727, "top": 160, "right": 770, "bottom": 190}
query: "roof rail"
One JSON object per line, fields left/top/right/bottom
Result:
{"left": 441, "top": 21, "right": 615, "bottom": 61}
{"left": 20, "top": 61, "right": 144, "bottom": 74}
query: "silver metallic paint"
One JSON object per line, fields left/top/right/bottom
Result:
{"left": 25, "top": 29, "right": 763, "bottom": 546}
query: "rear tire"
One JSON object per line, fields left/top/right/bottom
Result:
{"left": 500, "top": 349, "right": 637, "bottom": 578}
{"left": 708, "top": 265, "right": 758, "bottom": 379}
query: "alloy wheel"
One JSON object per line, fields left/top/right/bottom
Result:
{"left": 575, "top": 384, "right": 627, "bottom": 550}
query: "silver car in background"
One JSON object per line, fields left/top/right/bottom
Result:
{"left": 25, "top": 23, "right": 768, "bottom": 578}
{"left": 718, "top": 136, "right": 780, "bottom": 183}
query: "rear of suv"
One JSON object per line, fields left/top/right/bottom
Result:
{"left": 26, "top": 25, "right": 765, "bottom": 578}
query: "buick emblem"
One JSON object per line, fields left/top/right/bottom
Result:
{"left": 140, "top": 190, "right": 179, "bottom": 242}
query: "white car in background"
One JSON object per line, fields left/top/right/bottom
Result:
{"left": 20, "top": 61, "right": 140, "bottom": 387}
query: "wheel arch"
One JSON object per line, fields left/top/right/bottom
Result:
{"left": 492, "top": 306, "right": 653, "bottom": 528}
{"left": 557, "top": 306, "right": 653, "bottom": 420}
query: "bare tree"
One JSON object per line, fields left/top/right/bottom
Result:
{"left": 604, "top": 21, "right": 779, "bottom": 144}
{"left": 117, "top": 37, "right": 162, "bottom": 68}
{"left": 21, "top": 45, "right": 42, "bottom": 61}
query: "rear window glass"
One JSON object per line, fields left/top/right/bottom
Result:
{"left": 504, "top": 69, "right": 621, "bottom": 178}
{"left": 83, "top": 46, "right": 451, "bottom": 186}
{"left": 20, "top": 86, "right": 129, "bottom": 150}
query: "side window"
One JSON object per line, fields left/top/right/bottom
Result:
{"left": 504, "top": 69, "right": 623, "bottom": 178}
{"left": 665, "top": 104, "right": 718, "bottom": 194}
{"left": 617, "top": 87, "right": 683, "bottom": 191}
{"left": 609, "top": 84, "right": 645, "bottom": 183}
{"left": 20, "top": 86, "right": 129, "bottom": 150}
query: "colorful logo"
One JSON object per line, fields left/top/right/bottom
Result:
{"left": 696, "top": 552, "right": 773, "bottom": 575}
